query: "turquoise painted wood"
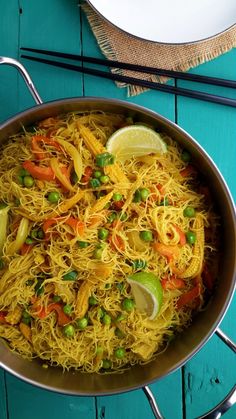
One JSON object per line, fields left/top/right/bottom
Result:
{"left": 0, "top": 1, "right": 235, "bottom": 418}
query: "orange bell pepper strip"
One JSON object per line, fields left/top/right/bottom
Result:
{"left": 23, "top": 160, "right": 55, "bottom": 181}
{"left": 153, "top": 242, "right": 180, "bottom": 262}
{"left": 46, "top": 303, "right": 70, "bottom": 326}
{"left": 43, "top": 216, "right": 84, "bottom": 238}
{"left": 161, "top": 276, "right": 185, "bottom": 290}
{"left": 31, "top": 135, "right": 61, "bottom": 160}
{"left": 108, "top": 234, "right": 125, "bottom": 252}
{"left": 172, "top": 224, "right": 186, "bottom": 246}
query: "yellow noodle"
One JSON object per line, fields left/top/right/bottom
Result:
{"left": 0, "top": 111, "right": 219, "bottom": 373}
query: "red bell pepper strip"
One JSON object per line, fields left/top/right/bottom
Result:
{"left": 81, "top": 166, "right": 93, "bottom": 183}
{"left": 162, "top": 276, "right": 185, "bottom": 290}
{"left": 47, "top": 303, "right": 70, "bottom": 326}
{"left": 23, "top": 160, "right": 55, "bottom": 181}
{"left": 20, "top": 243, "right": 34, "bottom": 256}
{"left": 177, "top": 283, "right": 201, "bottom": 309}
{"left": 0, "top": 311, "right": 7, "bottom": 323}
{"left": 180, "top": 165, "right": 198, "bottom": 178}
{"left": 153, "top": 242, "right": 180, "bottom": 262}
{"left": 31, "top": 135, "right": 61, "bottom": 160}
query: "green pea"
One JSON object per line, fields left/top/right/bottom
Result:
{"left": 77, "top": 241, "right": 89, "bottom": 248}
{"left": 98, "top": 228, "right": 109, "bottom": 240}
{"left": 102, "top": 359, "right": 111, "bottom": 369}
{"left": 116, "top": 283, "right": 125, "bottom": 293}
{"left": 139, "top": 230, "right": 153, "bottom": 242}
{"left": 76, "top": 317, "right": 88, "bottom": 329}
{"left": 18, "top": 175, "right": 24, "bottom": 185}
{"left": 107, "top": 212, "right": 117, "bottom": 223}
{"left": 21, "top": 310, "right": 31, "bottom": 325}
{"left": 14, "top": 198, "right": 21, "bottom": 207}
{"left": 102, "top": 313, "right": 112, "bottom": 326}
{"left": 52, "top": 295, "right": 61, "bottom": 303}
{"left": 63, "top": 304, "right": 73, "bottom": 315}
{"left": 186, "top": 231, "right": 196, "bottom": 245}
{"left": 25, "top": 237, "right": 34, "bottom": 245}
{"left": 93, "top": 247, "right": 103, "bottom": 260}
{"left": 133, "top": 189, "right": 142, "bottom": 203}
{"left": 119, "top": 212, "right": 128, "bottom": 221}
{"left": 35, "top": 280, "right": 44, "bottom": 296}
{"left": 47, "top": 191, "right": 60, "bottom": 203}
{"left": 115, "top": 328, "right": 124, "bottom": 338}
{"left": 0, "top": 202, "right": 7, "bottom": 209}
{"left": 93, "top": 170, "right": 103, "bottom": 179}
{"left": 71, "top": 171, "right": 78, "bottom": 184}
{"left": 0, "top": 259, "right": 5, "bottom": 270}
{"left": 116, "top": 313, "right": 126, "bottom": 322}
{"left": 19, "top": 168, "right": 30, "bottom": 177}
{"left": 181, "top": 150, "right": 191, "bottom": 162}
{"left": 89, "top": 296, "right": 98, "bottom": 306}
{"left": 183, "top": 206, "right": 196, "bottom": 218}
{"left": 159, "top": 197, "right": 169, "bottom": 206}
{"left": 100, "top": 175, "right": 110, "bottom": 184}
{"left": 30, "top": 229, "right": 39, "bottom": 240}
{"left": 122, "top": 298, "right": 135, "bottom": 312}
{"left": 98, "top": 307, "right": 105, "bottom": 319}
{"left": 96, "top": 346, "right": 103, "bottom": 356}
{"left": 62, "top": 270, "right": 78, "bottom": 281}
{"left": 23, "top": 176, "right": 35, "bottom": 188}
{"left": 113, "top": 193, "right": 123, "bottom": 202}
{"left": 89, "top": 178, "right": 101, "bottom": 188}
{"left": 132, "top": 259, "right": 147, "bottom": 271}
{"left": 63, "top": 324, "right": 75, "bottom": 338}
{"left": 140, "top": 188, "right": 150, "bottom": 201}
{"left": 22, "top": 310, "right": 31, "bottom": 320}
{"left": 114, "top": 347, "right": 125, "bottom": 359}
{"left": 37, "top": 229, "right": 45, "bottom": 239}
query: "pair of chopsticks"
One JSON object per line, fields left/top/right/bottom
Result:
{"left": 20, "top": 47, "right": 236, "bottom": 108}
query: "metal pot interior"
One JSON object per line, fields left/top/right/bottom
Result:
{"left": 0, "top": 97, "right": 235, "bottom": 395}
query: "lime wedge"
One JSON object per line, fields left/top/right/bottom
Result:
{"left": 106, "top": 125, "right": 167, "bottom": 162}
{"left": 127, "top": 272, "right": 163, "bottom": 320}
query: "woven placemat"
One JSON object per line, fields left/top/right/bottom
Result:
{"left": 82, "top": 3, "right": 236, "bottom": 96}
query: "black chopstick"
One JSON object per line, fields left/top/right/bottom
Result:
{"left": 20, "top": 54, "right": 236, "bottom": 108}
{"left": 21, "top": 47, "right": 236, "bottom": 89}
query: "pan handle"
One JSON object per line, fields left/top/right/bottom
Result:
{"left": 0, "top": 56, "right": 43, "bottom": 105}
{"left": 143, "top": 329, "right": 236, "bottom": 419}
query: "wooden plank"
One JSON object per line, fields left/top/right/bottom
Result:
{"left": 5, "top": 372, "right": 95, "bottom": 419}
{"left": 95, "top": 371, "right": 182, "bottom": 419}
{"left": 18, "top": 0, "right": 84, "bottom": 110}
{"left": 0, "top": 0, "right": 20, "bottom": 122}
{"left": 177, "top": 48, "right": 236, "bottom": 419}
{"left": 0, "top": 370, "right": 8, "bottom": 419}
{"left": 81, "top": 8, "right": 183, "bottom": 419}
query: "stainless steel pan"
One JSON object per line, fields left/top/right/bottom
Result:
{"left": 0, "top": 57, "right": 235, "bottom": 419}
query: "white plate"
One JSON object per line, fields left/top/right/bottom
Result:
{"left": 88, "top": 0, "right": 236, "bottom": 44}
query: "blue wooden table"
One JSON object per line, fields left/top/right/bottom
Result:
{"left": 0, "top": 1, "right": 235, "bottom": 418}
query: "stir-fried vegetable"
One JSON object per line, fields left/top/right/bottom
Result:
{"left": 0, "top": 205, "right": 9, "bottom": 255}
{"left": 8, "top": 217, "right": 29, "bottom": 256}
